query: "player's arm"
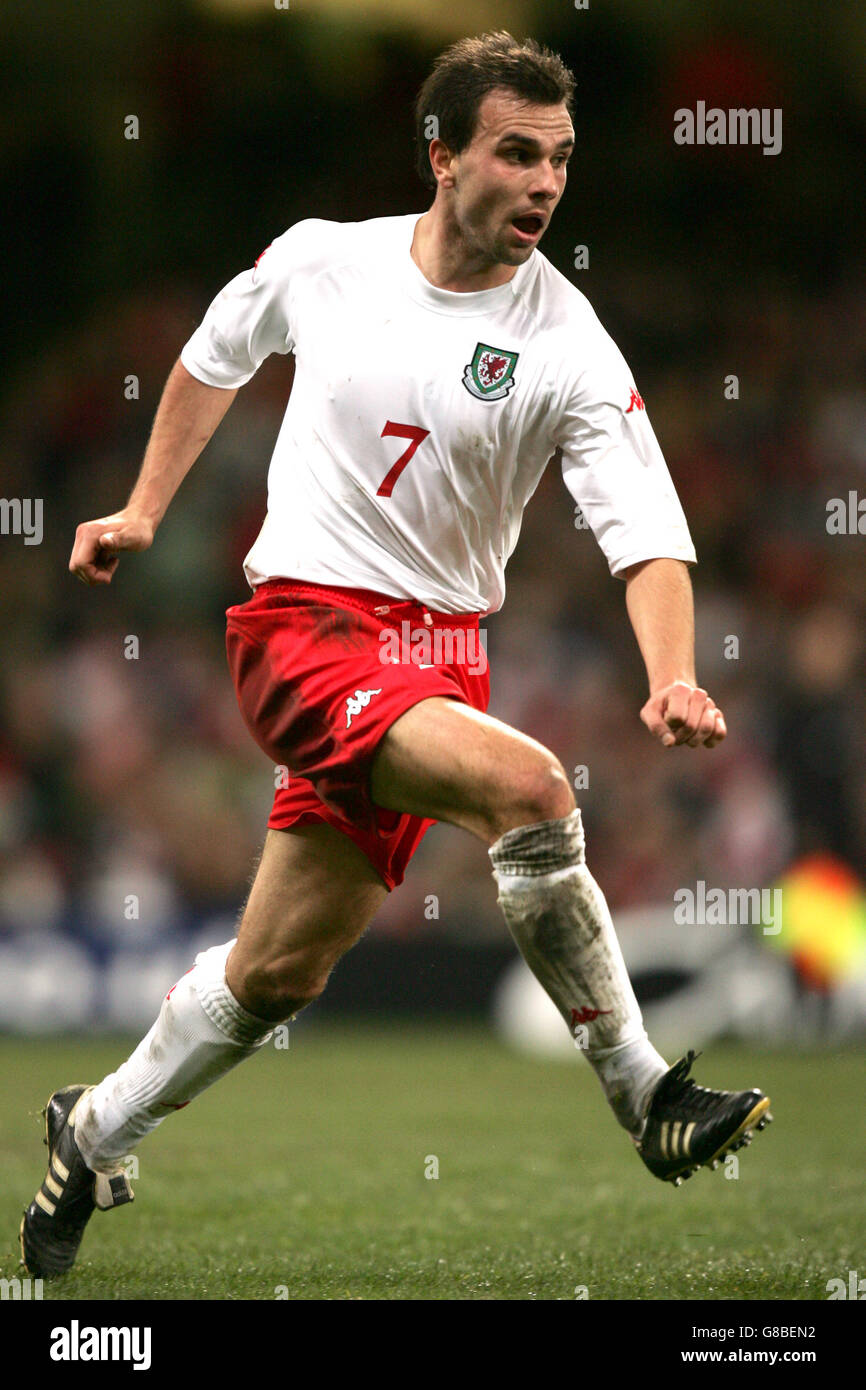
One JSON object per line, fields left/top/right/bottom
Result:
{"left": 622, "top": 556, "right": 726, "bottom": 750}
{"left": 69, "top": 360, "right": 238, "bottom": 586}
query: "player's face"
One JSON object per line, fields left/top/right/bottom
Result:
{"left": 446, "top": 90, "right": 574, "bottom": 268}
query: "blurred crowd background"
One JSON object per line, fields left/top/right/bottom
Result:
{"left": 2, "top": 0, "right": 865, "bottom": 1033}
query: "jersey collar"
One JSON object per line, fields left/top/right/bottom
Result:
{"left": 401, "top": 213, "right": 535, "bottom": 316}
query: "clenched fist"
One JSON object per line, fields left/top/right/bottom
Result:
{"left": 640, "top": 681, "right": 727, "bottom": 749}
{"left": 69, "top": 510, "right": 154, "bottom": 586}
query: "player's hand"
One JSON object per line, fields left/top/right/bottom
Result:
{"left": 640, "top": 681, "right": 727, "bottom": 749}
{"left": 69, "top": 510, "right": 155, "bottom": 586}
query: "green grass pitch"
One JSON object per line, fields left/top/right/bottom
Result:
{"left": 1, "top": 1025, "right": 863, "bottom": 1300}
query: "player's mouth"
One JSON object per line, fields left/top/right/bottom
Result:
{"left": 510, "top": 212, "right": 546, "bottom": 243}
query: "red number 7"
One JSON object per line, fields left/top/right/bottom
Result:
{"left": 376, "top": 421, "right": 430, "bottom": 497}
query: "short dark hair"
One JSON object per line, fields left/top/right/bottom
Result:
{"left": 414, "top": 31, "right": 576, "bottom": 190}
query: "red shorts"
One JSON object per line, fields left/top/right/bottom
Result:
{"left": 225, "top": 578, "right": 490, "bottom": 889}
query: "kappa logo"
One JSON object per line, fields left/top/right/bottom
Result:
{"left": 625, "top": 388, "right": 645, "bottom": 413}
{"left": 345, "top": 688, "right": 383, "bottom": 727}
{"left": 571, "top": 1006, "right": 613, "bottom": 1028}
{"left": 462, "top": 342, "right": 519, "bottom": 401}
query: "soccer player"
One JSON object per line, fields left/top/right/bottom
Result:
{"left": 22, "top": 31, "right": 771, "bottom": 1278}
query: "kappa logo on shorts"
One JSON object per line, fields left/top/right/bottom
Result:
{"left": 345, "top": 687, "right": 383, "bottom": 728}
{"left": 462, "top": 342, "right": 519, "bottom": 401}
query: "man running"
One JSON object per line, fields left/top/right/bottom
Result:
{"left": 22, "top": 31, "right": 770, "bottom": 1279}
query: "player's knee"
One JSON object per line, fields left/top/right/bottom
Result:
{"left": 498, "top": 756, "right": 575, "bottom": 837}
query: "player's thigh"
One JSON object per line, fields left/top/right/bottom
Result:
{"left": 370, "top": 696, "right": 574, "bottom": 843}
{"left": 227, "top": 821, "right": 387, "bottom": 993}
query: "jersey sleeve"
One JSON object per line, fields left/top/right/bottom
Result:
{"left": 554, "top": 326, "right": 697, "bottom": 579}
{"left": 180, "top": 221, "right": 317, "bottom": 389}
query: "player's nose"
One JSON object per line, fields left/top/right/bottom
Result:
{"left": 528, "top": 164, "right": 560, "bottom": 199}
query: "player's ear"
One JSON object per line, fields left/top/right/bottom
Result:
{"left": 428, "top": 139, "right": 456, "bottom": 188}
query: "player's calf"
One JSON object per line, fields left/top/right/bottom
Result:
{"left": 225, "top": 823, "right": 387, "bottom": 1020}
{"left": 226, "top": 951, "right": 334, "bottom": 1022}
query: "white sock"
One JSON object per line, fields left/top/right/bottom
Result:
{"left": 489, "top": 809, "right": 668, "bottom": 1135}
{"left": 75, "top": 940, "right": 276, "bottom": 1172}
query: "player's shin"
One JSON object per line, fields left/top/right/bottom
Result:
{"left": 74, "top": 940, "right": 278, "bottom": 1173}
{"left": 489, "top": 808, "right": 667, "bottom": 1136}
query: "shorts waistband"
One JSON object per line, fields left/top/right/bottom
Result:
{"left": 251, "top": 577, "right": 483, "bottom": 627}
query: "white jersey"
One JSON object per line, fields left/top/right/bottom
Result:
{"left": 181, "top": 213, "right": 696, "bottom": 614}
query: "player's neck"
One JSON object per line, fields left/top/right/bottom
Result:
{"left": 411, "top": 207, "right": 518, "bottom": 293}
